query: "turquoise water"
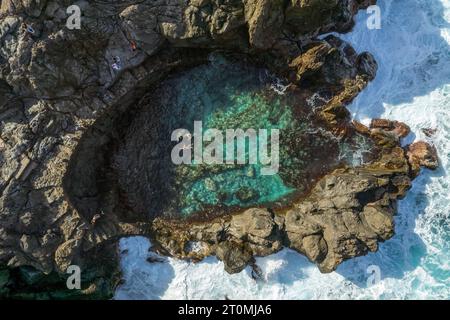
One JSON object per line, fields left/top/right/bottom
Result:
{"left": 184, "top": 166, "right": 293, "bottom": 214}
{"left": 162, "top": 55, "right": 349, "bottom": 216}
{"left": 171, "top": 81, "right": 296, "bottom": 215}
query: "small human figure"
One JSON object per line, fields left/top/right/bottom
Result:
{"left": 26, "top": 25, "right": 35, "bottom": 35}
{"left": 91, "top": 211, "right": 104, "bottom": 225}
{"left": 22, "top": 24, "right": 35, "bottom": 40}
{"left": 112, "top": 56, "right": 122, "bottom": 71}
{"left": 130, "top": 40, "right": 137, "bottom": 51}
{"left": 112, "top": 62, "right": 121, "bottom": 71}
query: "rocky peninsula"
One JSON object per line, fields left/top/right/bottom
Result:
{"left": 0, "top": 0, "right": 438, "bottom": 299}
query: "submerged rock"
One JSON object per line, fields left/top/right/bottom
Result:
{"left": 235, "top": 187, "right": 259, "bottom": 202}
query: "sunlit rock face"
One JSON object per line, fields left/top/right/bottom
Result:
{"left": 113, "top": 54, "right": 374, "bottom": 219}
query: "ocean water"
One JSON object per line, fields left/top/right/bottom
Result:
{"left": 115, "top": 0, "right": 450, "bottom": 300}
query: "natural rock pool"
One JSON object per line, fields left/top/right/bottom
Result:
{"left": 113, "top": 54, "right": 374, "bottom": 219}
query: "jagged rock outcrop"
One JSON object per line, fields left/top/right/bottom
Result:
{"left": 406, "top": 141, "right": 439, "bottom": 177}
{"left": 370, "top": 119, "right": 411, "bottom": 138}
{"left": 285, "top": 0, "right": 377, "bottom": 36}
{"left": 0, "top": 0, "right": 438, "bottom": 299}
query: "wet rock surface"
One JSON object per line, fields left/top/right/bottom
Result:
{"left": 0, "top": 0, "right": 438, "bottom": 298}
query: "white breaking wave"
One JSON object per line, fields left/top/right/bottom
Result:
{"left": 115, "top": 0, "right": 450, "bottom": 300}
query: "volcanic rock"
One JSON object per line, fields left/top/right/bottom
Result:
{"left": 0, "top": 0, "right": 438, "bottom": 299}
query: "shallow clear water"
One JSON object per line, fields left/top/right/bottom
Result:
{"left": 146, "top": 54, "right": 361, "bottom": 216}
{"left": 172, "top": 79, "right": 297, "bottom": 215}
{"left": 115, "top": 0, "right": 450, "bottom": 299}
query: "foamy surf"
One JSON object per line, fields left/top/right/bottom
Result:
{"left": 115, "top": 0, "right": 450, "bottom": 300}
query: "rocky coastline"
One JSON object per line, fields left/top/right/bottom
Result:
{"left": 0, "top": 0, "right": 438, "bottom": 299}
